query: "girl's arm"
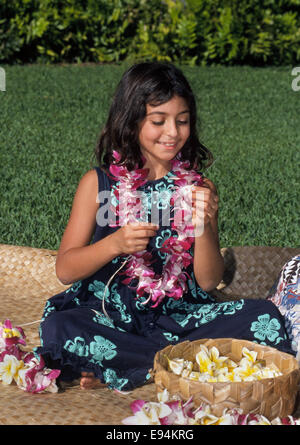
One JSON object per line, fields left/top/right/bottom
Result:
{"left": 192, "top": 178, "right": 224, "bottom": 292}
{"left": 55, "top": 170, "right": 120, "bottom": 284}
{"left": 56, "top": 170, "right": 158, "bottom": 285}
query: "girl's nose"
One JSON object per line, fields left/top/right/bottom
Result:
{"left": 165, "top": 119, "right": 178, "bottom": 138}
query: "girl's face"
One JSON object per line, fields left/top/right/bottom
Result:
{"left": 138, "top": 95, "right": 190, "bottom": 170}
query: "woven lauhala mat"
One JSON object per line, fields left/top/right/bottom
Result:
{"left": 0, "top": 379, "right": 158, "bottom": 425}
{"left": 0, "top": 243, "right": 299, "bottom": 424}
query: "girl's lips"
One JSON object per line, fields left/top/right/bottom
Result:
{"left": 158, "top": 141, "right": 177, "bottom": 150}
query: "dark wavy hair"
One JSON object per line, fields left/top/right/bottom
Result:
{"left": 95, "top": 62, "right": 213, "bottom": 172}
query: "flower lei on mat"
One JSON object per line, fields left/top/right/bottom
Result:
{"left": 0, "top": 319, "right": 60, "bottom": 393}
{"left": 122, "top": 389, "right": 300, "bottom": 425}
{"left": 108, "top": 150, "right": 204, "bottom": 307}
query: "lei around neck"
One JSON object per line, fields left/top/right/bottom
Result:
{"left": 108, "top": 150, "right": 204, "bottom": 307}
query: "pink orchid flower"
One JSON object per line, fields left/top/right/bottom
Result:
{"left": 0, "top": 319, "right": 26, "bottom": 348}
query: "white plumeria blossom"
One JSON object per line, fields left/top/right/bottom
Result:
{"left": 123, "top": 401, "right": 172, "bottom": 425}
{"left": 0, "top": 355, "right": 22, "bottom": 385}
{"left": 167, "top": 345, "right": 283, "bottom": 383}
{"left": 122, "top": 389, "right": 300, "bottom": 425}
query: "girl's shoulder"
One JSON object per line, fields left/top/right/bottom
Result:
{"left": 78, "top": 168, "right": 98, "bottom": 190}
{"left": 73, "top": 169, "right": 99, "bottom": 206}
{"left": 75, "top": 168, "right": 112, "bottom": 207}
{"left": 77, "top": 167, "right": 111, "bottom": 192}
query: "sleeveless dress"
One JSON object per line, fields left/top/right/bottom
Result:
{"left": 35, "top": 167, "right": 293, "bottom": 391}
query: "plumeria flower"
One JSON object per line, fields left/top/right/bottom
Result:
{"left": 122, "top": 390, "right": 300, "bottom": 426}
{"left": 233, "top": 363, "right": 259, "bottom": 381}
{"left": 209, "top": 346, "right": 229, "bottom": 369}
{"left": 198, "top": 372, "right": 216, "bottom": 382}
{"left": 248, "top": 415, "right": 271, "bottom": 425}
{"left": 166, "top": 357, "right": 185, "bottom": 375}
{"left": 217, "top": 372, "right": 236, "bottom": 382}
{"left": 234, "top": 411, "right": 272, "bottom": 425}
{"left": 0, "top": 354, "right": 23, "bottom": 385}
{"left": 166, "top": 357, "right": 194, "bottom": 376}
{"left": 161, "top": 398, "right": 194, "bottom": 425}
{"left": 157, "top": 388, "right": 171, "bottom": 403}
{"left": 122, "top": 400, "right": 172, "bottom": 425}
{"left": 226, "top": 359, "right": 238, "bottom": 372}
{"left": 123, "top": 395, "right": 195, "bottom": 426}
{"left": 271, "top": 416, "right": 300, "bottom": 425}
{"left": 241, "top": 347, "right": 258, "bottom": 363}
{"left": 193, "top": 405, "right": 234, "bottom": 425}
{"left": 18, "top": 353, "right": 60, "bottom": 393}
{"left": 195, "top": 348, "right": 214, "bottom": 376}
{"left": 168, "top": 345, "right": 283, "bottom": 383}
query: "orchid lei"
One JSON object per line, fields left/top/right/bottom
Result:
{"left": 108, "top": 150, "right": 204, "bottom": 307}
{"left": 122, "top": 389, "right": 300, "bottom": 425}
{"left": 0, "top": 319, "right": 60, "bottom": 393}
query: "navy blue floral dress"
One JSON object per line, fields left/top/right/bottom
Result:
{"left": 35, "top": 167, "right": 293, "bottom": 391}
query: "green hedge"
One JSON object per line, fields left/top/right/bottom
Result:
{"left": 1, "top": 0, "right": 300, "bottom": 65}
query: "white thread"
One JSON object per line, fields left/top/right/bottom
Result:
{"left": 17, "top": 257, "right": 130, "bottom": 326}
{"left": 18, "top": 319, "right": 42, "bottom": 327}
{"left": 91, "top": 309, "right": 101, "bottom": 316}
{"left": 102, "top": 256, "right": 130, "bottom": 319}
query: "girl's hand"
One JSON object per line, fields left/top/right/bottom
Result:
{"left": 112, "top": 222, "right": 159, "bottom": 255}
{"left": 192, "top": 178, "right": 219, "bottom": 230}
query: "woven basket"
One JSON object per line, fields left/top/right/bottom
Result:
{"left": 153, "top": 338, "right": 300, "bottom": 420}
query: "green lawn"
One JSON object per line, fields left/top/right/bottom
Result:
{"left": 0, "top": 64, "right": 299, "bottom": 250}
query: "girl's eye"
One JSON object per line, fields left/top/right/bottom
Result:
{"left": 152, "top": 120, "right": 189, "bottom": 126}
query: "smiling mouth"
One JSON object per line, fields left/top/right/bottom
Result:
{"left": 158, "top": 141, "right": 177, "bottom": 149}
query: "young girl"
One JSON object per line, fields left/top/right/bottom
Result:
{"left": 35, "top": 62, "right": 293, "bottom": 391}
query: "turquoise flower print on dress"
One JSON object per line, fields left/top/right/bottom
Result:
{"left": 110, "top": 283, "right": 132, "bottom": 323}
{"left": 88, "top": 280, "right": 107, "bottom": 300}
{"left": 168, "top": 300, "right": 245, "bottom": 328}
{"left": 250, "top": 313, "right": 286, "bottom": 344}
{"left": 152, "top": 180, "right": 174, "bottom": 210}
{"left": 89, "top": 335, "right": 117, "bottom": 366}
{"left": 65, "top": 281, "right": 82, "bottom": 294}
{"left": 155, "top": 229, "right": 172, "bottom": 261}
{"left": 92, "top": 311, "right": 116, "bottom": 329}
{"left": 89, "top": 280, "right": 132, "bottom": 323}
{"left": 135, "top": 296, "right": 149, "bottom": 311}
{"left": 163, "top": 332, "right": 179, "bottom": 342}
{"left": 42, "top": 301, "right": 56, "bottom": 320}
{"left": 103, "top": 368, "right": 128, "bottom": 390}
{"left": 64, "top": 337, "right": 89, "bottom": 357}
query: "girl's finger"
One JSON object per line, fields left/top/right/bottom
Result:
{"left": 192, "top": 196, "right": 218, "bottom": 211}
{"left": 130, "top": 222, "right": 159, "bottom": 228}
